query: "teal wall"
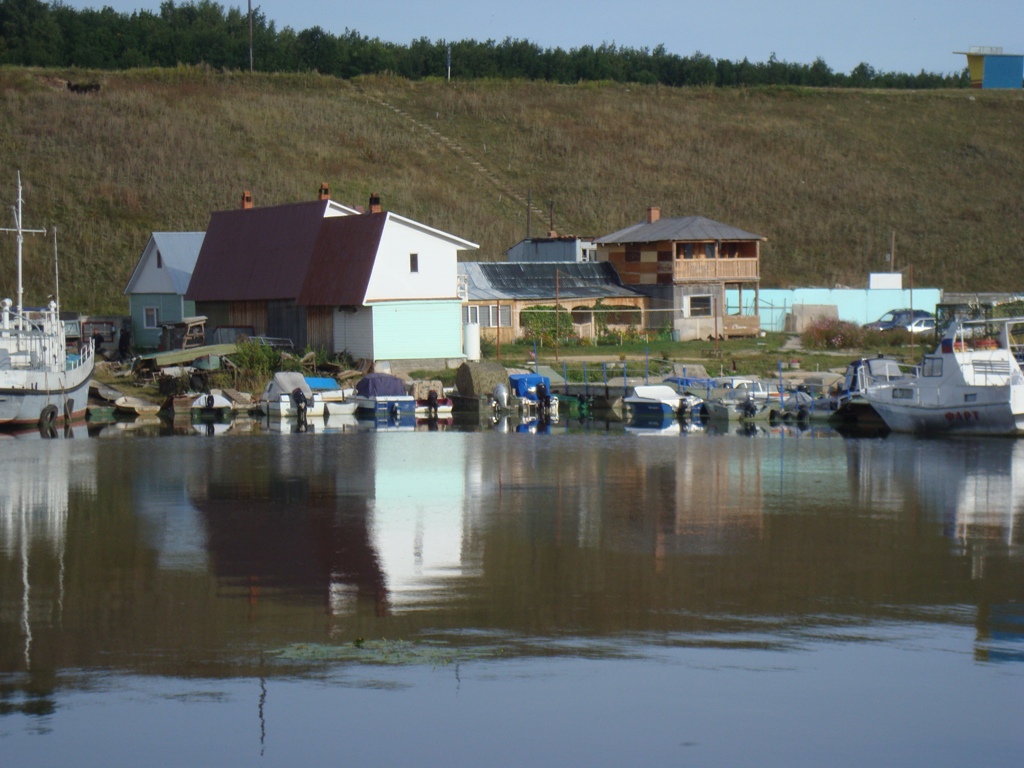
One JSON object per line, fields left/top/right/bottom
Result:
{"left": 727, "top": 288, "right": 943, "bottom": 332}
{"left": 129, "top": 294, "right": 194, "bottom": 349}
{"left": 372, "top": 300, "right": 464, "bottom": 360}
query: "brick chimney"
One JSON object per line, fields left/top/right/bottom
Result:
{"left": 368, "top": 192, "right": 382, "bottom": 214}
{"left": 318, "top": 183, "right": 330, "bottom": 201}
{"left": 241, "top": 190, "right": 253, "bottom": 210}
{"left": 646, "top": 206, "right": 660, "bottom": 224}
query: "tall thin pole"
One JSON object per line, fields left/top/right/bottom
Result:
{"left": 526, "top": 190, "right": 532, "bottom": 239}
{"left": 52, "top": 227, "right": 59, "bottom": 312}
{"left": 248, "top": 0, "right": 253, "bottom": 73}
{"left": 909, "top": 263, "right": 915, "bottom": 360}
{"left": 554, "top": 269, "right": 560, "bottom": 361}
{"left": 1, "top": 172, "right": 46, "bottom": 327}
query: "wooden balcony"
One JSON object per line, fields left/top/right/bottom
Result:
{"left": 671, "top": 258, "right": 759, "bottom": 282}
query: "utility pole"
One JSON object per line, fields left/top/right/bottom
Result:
{"left": 248, "top": 1, "right": 253, "bottom": 73}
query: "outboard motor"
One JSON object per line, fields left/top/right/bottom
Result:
{"left": 536, "top": 381, "right": 550, "bottom": 416}
{"left": 740, "top": 398, "right": 758, "bottom": 419}
{"left": 492, "top": 383, "right": 509, "bottom": 411}
{"left": 205, "top": 394, "right": 215, "bottom": 410}
{"left": 291, "top": 388, "right": 309, "bottom": 429}
{"left": 426, "top": 389, "right": 439, "bottom": 418}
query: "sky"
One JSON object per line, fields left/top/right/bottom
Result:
{"left": 55, "top": 0, "right": 1024, "bottom": 76}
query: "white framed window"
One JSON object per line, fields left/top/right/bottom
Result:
{"left": 144, "top": 307, "right": 160, "bottom": 329}
{"left": 462, "top": 304, "right": 510, "bottom": 327}
{"left": 685, "top": 295, "right": 713, "bottom": 318}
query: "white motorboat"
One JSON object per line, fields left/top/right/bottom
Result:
{"left": 0, "top": 174, "right": 94, "bottom": 429}
{"left": 262, "top": 372, "right": 326, "bottom": 418}
{"left": 191, "top": 392, "right": 233, "bottom": 419}
{"left": 623, "top": 384, "right": 687, "bottom": 419}
{"left": 864, "top": 316, "right": 1024, "bottom": 436}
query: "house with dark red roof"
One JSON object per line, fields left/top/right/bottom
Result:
{"left": 185, "top": 186, "right": 478, "bottom": 365}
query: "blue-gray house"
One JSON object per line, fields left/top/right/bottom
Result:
{"left": 123, "top": 232, "right": 205, "bottom": 349}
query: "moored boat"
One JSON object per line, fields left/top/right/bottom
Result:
{"left": 0, "top": 174, "right": 94, "bottom": 429}
{"left": 828, "top": 356, "right": 905, "bottom": 425}
{"left": 864, "top": 316, "right": 1024, "bottom": 436}
{"left": 191, "top": 392, "right": 232, "bottom": 419}
{"left": 114, "top": 396, "right": 161, "bottom": 417}
{"left": 351, "top": 373, "right": 415, "bottom": 419}
{"left": 262, "top": 372, "right": 326, "bottom": 418}
{"left": 624, "top": 384, "right": 687, "bottom": 419}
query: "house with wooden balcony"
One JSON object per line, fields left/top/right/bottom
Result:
{"left": 594, "top": 207, "right": 766, "bottom": 341}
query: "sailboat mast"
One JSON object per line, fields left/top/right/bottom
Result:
{"left": 2, "top": 173, "right": 46, "bottom": 327}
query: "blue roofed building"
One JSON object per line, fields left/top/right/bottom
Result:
{"left": 123, "top": 232, "right": 206, "bottom": 349}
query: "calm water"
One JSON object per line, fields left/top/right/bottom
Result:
{"left": 1, "top": 417, "right": 1022, "bottom": 767}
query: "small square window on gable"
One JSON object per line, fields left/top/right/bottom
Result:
{"left": 409, "top": 253, "right": 419, "bottom": 273}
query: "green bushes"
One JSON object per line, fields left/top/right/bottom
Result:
{"left": 800, "top": 317, "right": 865, "bottom": 349}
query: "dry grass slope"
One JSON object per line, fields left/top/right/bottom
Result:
{"left": 1, "top": 67, "right": 1022, "bottom": 314}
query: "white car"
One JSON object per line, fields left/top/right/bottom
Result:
{"left": 906, "top": 317, "right": 936, "bottom": 334}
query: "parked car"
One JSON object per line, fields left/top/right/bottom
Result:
{"left": 906, "top": 316, "right": 936, "bottom": 334}
{"left": 863, "top": 309, "right": 934, "bottom": 332}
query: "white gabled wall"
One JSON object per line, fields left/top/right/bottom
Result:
{"left": 128, "top": 241, "right": 177, "bottom": 294}
{"left": 364, "top": 216, "right": 462, "bottom": 302}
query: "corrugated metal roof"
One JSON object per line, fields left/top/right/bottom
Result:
{"left": 459, "top": 261, "right": 644, "bottom": 301}
{"left": 187, "top": 200, "right": 330, "bottom": 302}
{"left": 298, "top": 214, "right": 386, "bottom": 306}
{"left": 151, "top": 232, "right": 205, "bottom": 295}
{"left": 595, "top": 215, "right": 765, "bottom": 245}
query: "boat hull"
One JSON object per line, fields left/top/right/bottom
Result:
{"left": 870, "top": 396, "right": 1024, "bottom": 436}
{"left": 353, "top": 395, "right": 416, "bottom": 418}
{"left": 0, "top": 362, "right": 94, "bottom": 426}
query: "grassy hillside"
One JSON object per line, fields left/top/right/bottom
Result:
{"left": 1, "top": 66, "right": 1022, "bottom": 314}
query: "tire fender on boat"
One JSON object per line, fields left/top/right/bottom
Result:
{"left": 39, "top": 404, "right": 58, "bottom": 427}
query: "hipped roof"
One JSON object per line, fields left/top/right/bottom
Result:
{"left": 596, "top": 215, "right": 765, "bottom": 245}
{"left": 186, "top": 200, "right": 384, "bottom": 306}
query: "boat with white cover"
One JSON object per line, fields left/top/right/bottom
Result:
{"left": 864, "top": 316, "right": 1024, "bottom": 436}
{"left": 623, "top": 384, "right": 687, "bottom": 419}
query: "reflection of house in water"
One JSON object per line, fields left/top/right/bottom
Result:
{"left": 188, "top": 435, "right": 479, "bottom": 615}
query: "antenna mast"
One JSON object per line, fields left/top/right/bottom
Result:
{"left": 1, "top": 172, "right": 47, "bottom": 327}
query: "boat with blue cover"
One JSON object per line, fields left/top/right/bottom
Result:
{"left": 352, "top": 373, "right": 415, "bottom": 419}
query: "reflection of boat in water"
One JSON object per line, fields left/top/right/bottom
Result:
{"left": 265, "top": 413, "right": 360, "bottom": 434}
{"left": 624, "top": 412, "right": 682, "bottom": 435}
{"left": 866, "top": 317, "right": 1024, "bottom": 436}
{"left": 0, "top": 174, "right": 94, "bottom": 429}
{"left": 355, "top": 411, "right": 416, "bottom": 432}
